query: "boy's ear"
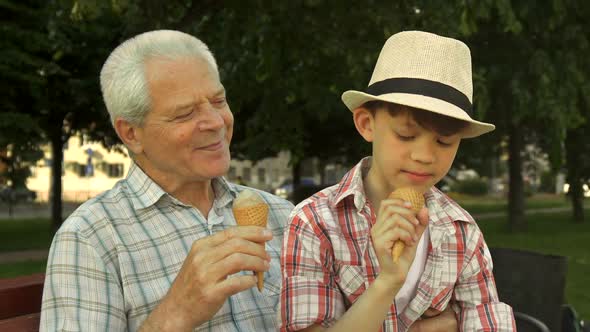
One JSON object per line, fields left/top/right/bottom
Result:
{"left": 114, "top": 118, "right": 144, "bottom": 155}
{"left": 353, "top": 107, "right": 375, "bottom": 142}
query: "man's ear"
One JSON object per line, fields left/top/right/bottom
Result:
{"left": 353, "top": 107, "right": 375, "bottom": 142}
{"left": 114, "top": 118, "right": 143, "bottom": 154}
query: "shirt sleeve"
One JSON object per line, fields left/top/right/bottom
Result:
{"left": 453, "top": 227, "right": 516, "bottom": 331}
{"left": 279, "top": 207, "right": 346, "bottom": 331}
{"left": 40, "top": 222, "right": 126, "bottom": 331}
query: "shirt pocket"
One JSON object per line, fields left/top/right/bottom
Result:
{"left": 429, "top": 284, "right": 454, "bottom": 312}
{"left": 336, "top": 263, "right": 367, "bottom": 307}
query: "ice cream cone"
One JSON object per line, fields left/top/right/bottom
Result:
{"left": 388, "top": 188, "right": 425, "bottom": 263}
{"left": 232, "top": 189, "right": 269, "bottom": 291}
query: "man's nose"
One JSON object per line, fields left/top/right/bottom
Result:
{"left": 198, "top": 105, "right": 224, "bottom": 131}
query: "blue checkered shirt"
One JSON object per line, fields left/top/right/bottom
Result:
{"left": 40, "top": 163, "right": 293, "bottom": 331}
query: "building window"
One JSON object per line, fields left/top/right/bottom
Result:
{"left": 228, "top": 166, "right": 236, "bottom": 180}
{"left": 242, "top": 167, "right": 251, "bottom": 182}
{"left": 107, "top": 163, "right": 124, "bottom": 178}
{"left": 73, "top": 163, "right": 88, "bottom": 177}
{"left": 258, "top": 168, "right": 266, "bottom": 184}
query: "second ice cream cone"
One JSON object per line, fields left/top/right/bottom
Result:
{"left": 388, "top": 188, "right": 425, "bottom": 263}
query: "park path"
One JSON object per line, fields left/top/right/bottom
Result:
{"left": 0, "top": 206, "right": 574, "bottom": 265}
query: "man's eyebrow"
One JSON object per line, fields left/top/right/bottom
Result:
{"left": 172, "top": 101, "right": 194, "bottom": 112}
{"left": 212, "top": 87, "right": 226, "bottom": 97}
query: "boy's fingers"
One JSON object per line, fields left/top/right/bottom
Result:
{"left": 417, "top": 207, "right": 429, "bottom": 225}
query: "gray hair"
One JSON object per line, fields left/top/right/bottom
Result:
{"left": 100, "top": 30, "right": 218, "bottom": 127}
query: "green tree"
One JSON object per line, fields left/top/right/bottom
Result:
{"left": 1, "top": 0, "right": 121, "bottom": 231}
{"left": 462, "top": 0, "right": 588, "bottom": 230}
{"left": 0, "top": 0, "right": 51, "bottom": 194}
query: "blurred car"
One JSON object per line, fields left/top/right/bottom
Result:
{"left": 0, "top": 185, "right": 37, "bottom": 203}
{"left": 274, "top": 178, "right": 317, "bottom": 200}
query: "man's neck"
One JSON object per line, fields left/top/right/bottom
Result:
{"left": 134, "top": 160, "right": 217, "bottom": 217}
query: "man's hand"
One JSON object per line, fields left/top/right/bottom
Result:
{"left": 409, "top": 306, "right": 458, "bottom": 332}
{"left": 140, "top": 226, "right": 273, "bottom": 331}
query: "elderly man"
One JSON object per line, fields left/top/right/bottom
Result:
{"left": 40, "top": 30, "right": 293, "bottom": 331}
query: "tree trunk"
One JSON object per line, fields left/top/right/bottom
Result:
{"left": 570, "top": 179, "right": 584, "bottom": 223}
{"left": 292, "top": 160, "right": 302, "bottom": 192}
{"left": 50, "top": 129, "right": 64, "bottom": 233}
{"left": 565, "top": 130, "right": 584, "bottom": 223}
{"left": 318, "top": 159, "right": 326, "bottom": 185}
{"left": 508, "top": 123, "right": 527, "bottom": 231}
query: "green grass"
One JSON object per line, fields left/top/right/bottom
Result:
{"left": 0, "top": 218, "right": 53, "bottom": 252}
{"left": 479, "top": 211, "right": 590, "bottom": 320}
{"left": 0, "top": 260, "right": 47, "bottom": 278}
{"left": 453, "top": 193, "right": 575, "bottom": 214}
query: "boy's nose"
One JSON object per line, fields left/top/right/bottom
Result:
{"left": 410, "top": 142, "right": 436, "bottom": 164}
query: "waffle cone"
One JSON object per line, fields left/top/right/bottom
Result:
{"left": 388, "top": 188, "right": 425, "bottom": 263}
{"left": 233, "top": 195, "right": 269, "bottom": 291}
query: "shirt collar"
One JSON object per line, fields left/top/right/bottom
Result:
{"left": 125, "top": 162, "right": 168, "bottom": 210}
{"left": 331, "top": 157, "right": 372, "bottom": 210}
{"left": 331, "top": 157, "right": 475, "bottom": 226}
{"left": 212, "top": 176, "right": 239, "bottom": 208}
{"left": 125, "top": 162, "right": 239, "bottom": 211}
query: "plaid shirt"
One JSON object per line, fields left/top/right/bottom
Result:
{"left": 41, "top": 163, "right": 293, "bottom": 332}
{"left": 280, "top": 158, "right": 515, "bottom": 331}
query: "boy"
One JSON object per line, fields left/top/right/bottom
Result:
{"left": 280, "top": 31, "right": 516, "bottom": 331}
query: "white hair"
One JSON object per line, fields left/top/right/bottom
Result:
{"left": 100, "top": 30, "right": 218, "bottom": 126}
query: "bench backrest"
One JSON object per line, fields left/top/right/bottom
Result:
{"left": 0, "top": 273, "right": 45, "bottom": 331}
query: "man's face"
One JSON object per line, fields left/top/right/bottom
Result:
{"left": 131, "top": 56, "right": 233, "bottom": 185}
{"left": 369, "top": 108, "right": 461, "bottom": 193}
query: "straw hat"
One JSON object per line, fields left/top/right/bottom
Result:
{"left": 341, "top": 31, "right": 494, "bottom": 138}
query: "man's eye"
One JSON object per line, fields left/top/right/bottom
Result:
{"left": 213, "top": 98, "right": 226, "bottom": 106}
{"left": 175, "top": 110, "right": 193, "bottom": 120}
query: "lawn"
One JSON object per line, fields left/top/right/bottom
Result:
{"left": 0, "top": 218, "right": 53, "bottom": 252}
{"left": 452, "top": 193, "right": 575, "bottom": 214}
{"left": 0, "top": 260, "right": 47, "bottom": 278}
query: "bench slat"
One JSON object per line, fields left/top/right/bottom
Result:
{"left": 0, "top": 273, "right": 45, "bottom": 320}
{"left": 0, "top": 312, "right": 41, "bottom": 332}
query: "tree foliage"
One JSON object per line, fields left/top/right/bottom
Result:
{"left": 2, "top": 0, "right": 589, "bottom": 232}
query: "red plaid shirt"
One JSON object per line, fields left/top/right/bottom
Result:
{"left": 280, "top": 158, "right": 515, "bottom": 331}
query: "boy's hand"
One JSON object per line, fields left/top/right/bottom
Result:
{"left": 371, "top": 198, "right": 429, "bottom": 290}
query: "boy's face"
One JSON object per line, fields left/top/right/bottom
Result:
{"left": 354, "top": 106, "right": 461, "bottom": 194}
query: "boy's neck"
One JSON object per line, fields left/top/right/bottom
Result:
{"left": 363, "top": 166, "right": 392, "bottom": 213}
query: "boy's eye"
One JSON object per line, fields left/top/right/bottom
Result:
{"left": 437, "top": 140, "right": 453, "bottom": 146}
{"left": 396, "top": 133, "right": 415, "bottom": 141}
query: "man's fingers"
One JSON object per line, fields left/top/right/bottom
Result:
{"left": 209, "top": 238, "right": 270, "bottom": 263}
{"left": 193, "top": 226, "right": 272, "bottom": 250}
{"left": 216, "top": 275, "right": 258, "bottom": 298}
{"left": 209, "top": 254, "right": 269, "bottom": 283}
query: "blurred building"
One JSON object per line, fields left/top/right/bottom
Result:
{"left": 26, "top": 136, "right": 336, "bottom": 202}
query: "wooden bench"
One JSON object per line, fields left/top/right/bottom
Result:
{"left": 0, "top": 273, "right": 45, "bottom": 332}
